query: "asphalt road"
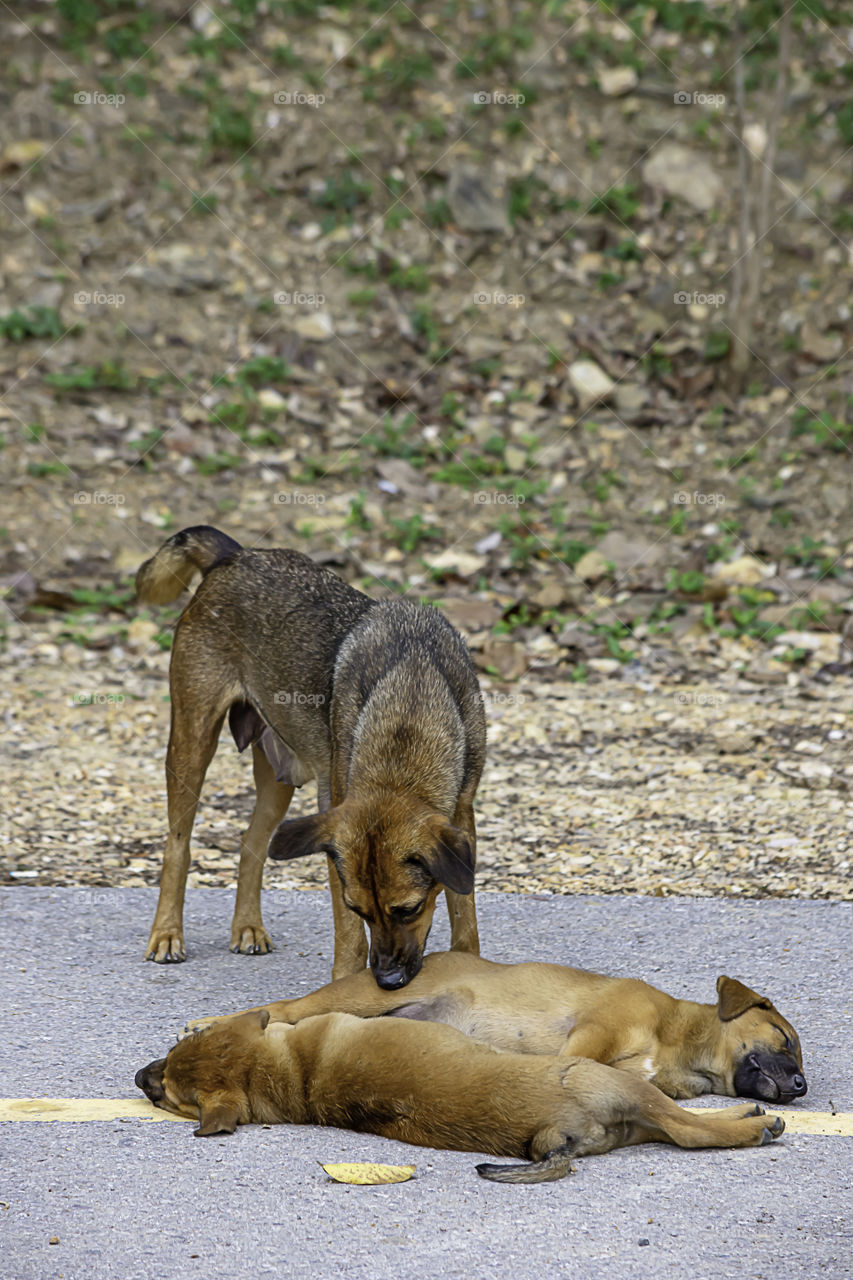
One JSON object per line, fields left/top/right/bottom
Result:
{"left": 1, "top": 887, "right": 851, "bottom": 1280}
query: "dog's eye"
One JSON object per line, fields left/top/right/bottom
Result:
{"left": 390, "top": 902, "right": 423, "bottom": 922}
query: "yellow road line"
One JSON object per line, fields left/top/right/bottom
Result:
{"left": 0, "top": 1098, "right": 190, "bottom": 1122}
{"left": 0, "top": 1099, "right": 850, "bottom": 1134}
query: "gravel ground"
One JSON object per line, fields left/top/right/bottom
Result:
{"left": 4, "top": 613, "right": 851, "bottom": 901}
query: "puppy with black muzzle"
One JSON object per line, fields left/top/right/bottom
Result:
{"left": 136, "top": 1010, "right": 785, "bottom": 1184}
{"left": 136, "top": 526, "right": 486, "bottom": 988}
{"left": 183, "top": 953, "right": 807, "bottom": 1104}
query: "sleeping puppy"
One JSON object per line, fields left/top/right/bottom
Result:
{"left": 182, "top": 952, "right": 807, "bottom": 1104}
{"left": 136, "top": 1008, "right": 784, "bottom": 1184}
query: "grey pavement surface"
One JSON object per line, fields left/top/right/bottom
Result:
{"left": 1, "top": 887, "right": 851, "bottom": 1280}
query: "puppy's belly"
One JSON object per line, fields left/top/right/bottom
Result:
{"left": 388, "top": 997, "right": 573, "bottom": 1054}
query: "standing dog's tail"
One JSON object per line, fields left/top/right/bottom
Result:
{"left": 475, "top": 1143, "right": 577, "bottom": 1185}
{"left": 136, "top": 526, "right": 243, "bottom": 604}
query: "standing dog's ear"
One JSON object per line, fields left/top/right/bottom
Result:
{"left": 194, "top": 1093, "right": 241, "bottom": 1137}
{"left": 716, "top": 976, "right": 774, "bottom": 1021}
{"left": 422, "top": 823, "right": 475, "bottom": 895}
{"left": 267, "top": 813, "right": 338, "bottom": 862}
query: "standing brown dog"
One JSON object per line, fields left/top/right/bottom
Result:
{"left": 135, "top": 1009, "right": 785, "bottom": 1183}
{"left": 136, "top": 526, "right": 486, "bottom": 987}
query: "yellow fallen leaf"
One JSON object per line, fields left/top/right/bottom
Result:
{"left": 1, "top": 140, "right": 50, "bottom": 169}
{"left": 321, "top": 1162, "right": 416, "bottom": 1185}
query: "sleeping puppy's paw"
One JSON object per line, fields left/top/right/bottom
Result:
{"left": 179, "top": 1015, "right": 222, "bottom": 1040}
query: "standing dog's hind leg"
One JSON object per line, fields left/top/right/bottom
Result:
{"left": 145, "top": 703, "right": 225, "bottom": 963}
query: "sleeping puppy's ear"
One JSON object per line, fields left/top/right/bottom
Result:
{"left": 715, "top": 976, "right": 774, "bottom": 1022}
{"left": 422, "top": 823, "right": 475, "bottom": 895}
{"left": 194, "top": 1093, "right": 242, "bottom": 1137}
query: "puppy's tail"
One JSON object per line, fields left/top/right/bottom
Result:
{"left": 136, "top": 526, "right": 243, "bottom": 604}
{"left": 475, "top": 1143, "right": 576, "bottom": 1185}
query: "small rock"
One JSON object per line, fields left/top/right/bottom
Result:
{"left": 712, "top": 555, "right": 770, "bottom": 587}
{"left": 377, "top": 459, "right": 439, "bottom": 501}
{"left": 290, "top": 312, "right": 334, "bottom": 341}
{"left": 476, "top": 638, "right": 528, "bottom": 680}
{"left": 642, "top": 143, "right": 724, "bottom": 212}
{"left": 567, "top": 360, "right": 615, "bottom": 409}
{"left": 191, "top": 0, "right": 222, "bottom": 34}
{"left": 474, "top": 531, "right": 502, "bottom": 556}
{"left": 531, "top": 580, "right": 571, "bottom": 610}
{"left": 504, "top": 445, "right": 527, "bottom": 471}
{"left": 797, "top": 760, "right": 833, "bottom": 788}
{"left": 597, "top": 66, "right": 638, "bottom": 96}
{"left": 613, "top": 383, "right": 648, "bottom": 416}
{"left": 573, "top": 549, "right": 612, "bottom": 581}
{"left": 423, "top": 549, "right": 487, "bottom": 579}
{"left": 587, "top": 658, "right": 622, "bottom": 676}
{"left": 800, "top": 322, "right": 842, "bottom": 362}
{"left": 440, "top": 598, "right": 502, "bottom": 632}
{"left": 257, "top": 389, "right": 287, "bottom": 410}
{"left": 127, "top": 618, "right": 160, "bottom": 648}
{"left": 595, "top": 531, "right": 663, "bottom": 573}
{"left": 742, "top": 123, "right": 768, "bottom": 158}
{"left": 446, "top": 165, "right": 510, "bottom": 233}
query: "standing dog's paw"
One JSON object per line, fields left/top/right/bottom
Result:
{"left": 145, "top": 930, "right": 187, "bottom": 963}
{"left": 229, "top": 924, "right": 273, "bottom": 956}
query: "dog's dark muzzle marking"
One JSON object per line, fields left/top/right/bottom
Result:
{"left": 734, "top": 1052, "right": 807, "bottom": 1103}
{"left": 135, "top": 1059, "right": 167, "bottom": 1102}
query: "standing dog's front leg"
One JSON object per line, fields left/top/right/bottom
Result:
{"left": 445, "top": 793, "right": 480, "bottom": 956}
{"left": 327, "top": 854, "right": 369, "bottom": 978}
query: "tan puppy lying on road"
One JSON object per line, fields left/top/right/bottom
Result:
{"left": 183, "top": 952, "right": 806, "bottom": 1104}
{"left": 137, "top": 1009, "right": 784, "bottom": 1183}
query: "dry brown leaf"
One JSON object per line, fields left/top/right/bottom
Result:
{"left": 321, "top": 1162, "right": 416, "bottom": 1185}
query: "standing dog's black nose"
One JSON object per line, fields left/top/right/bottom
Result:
{"left": 374, "top": 967, "right": 408, "bottom": 990}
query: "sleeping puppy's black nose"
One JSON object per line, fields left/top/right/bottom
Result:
{"left": 791, "top": 1073, "right": 807, "bottom": 1097}
{"left": 135, "top": 1059, "right": 166, "bottom": 1101}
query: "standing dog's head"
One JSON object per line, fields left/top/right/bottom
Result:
{"left": 267, "top": 794, "right": 474, "bottom": 989}
{"left": 715, "top": 976, "right": 807, "bottom": 1103}
{"left": 135, "top": 1010, "right": 269, "bottom": 1135}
